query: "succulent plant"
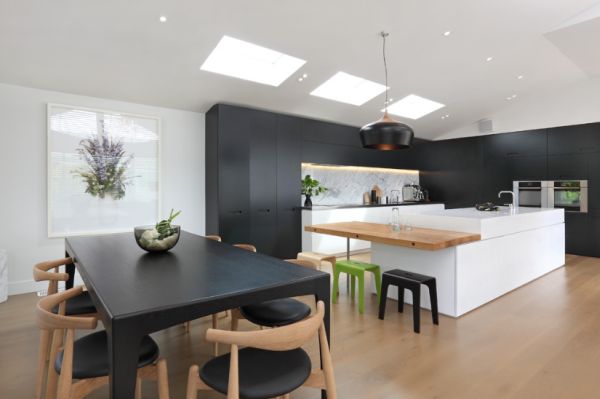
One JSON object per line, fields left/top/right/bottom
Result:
{"left": 156, "top": 209, "right": 181, "bottom": 239}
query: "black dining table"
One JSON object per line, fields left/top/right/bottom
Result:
{"left": 64, "top": 231, "right": 331, "bottom": 399}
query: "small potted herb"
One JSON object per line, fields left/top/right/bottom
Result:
{"left": 301, "top": 175, "right": 327, "bottom": 207}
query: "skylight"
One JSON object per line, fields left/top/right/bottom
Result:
{"left": 310, "top": 72, "right": 387, "bottom": 106}
{"left": 385, "top": 94, "right": 445, "bottom": 120}
{"left": 200, "top": 36, "right": 306, "bottom": 87}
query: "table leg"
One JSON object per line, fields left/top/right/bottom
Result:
{"left": 315, "top": 276, "right": 331, "bottom": 399}
{"left": 107, "top": 323, "right": 142, "bottom": 399}
{"left": 64, "top": 251, "right": 75, "bottom": 289}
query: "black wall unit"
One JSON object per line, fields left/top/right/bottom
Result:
{"left": 419, "top": 124, "right": 600, "bottom": 257}
{"left": 206, "top": 103, "right": 425, "bottom": 258}
{"left": 207, "top": 103, "right": 600, "bottom": 258}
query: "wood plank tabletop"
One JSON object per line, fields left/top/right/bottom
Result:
{"left": 305, "top": 221, "right": 481, "bottom": 250}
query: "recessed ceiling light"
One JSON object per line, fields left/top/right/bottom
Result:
{"left": 159, "top": 16, "right": 167, "bottom": 23}
{"left": 441, "top": 114, "right": 450, "bottom": 119}
{"left": 385, "top": 94, "right": 445, "bottom": 120}
{"left": 443, "top": 31, "right": 452, "bottom": 36}
{"left": 512, "top": 94, "right": 517, "bottom": 98}
{"left": 298, "top": 77, "right": 303, "bottom": 82}
{"left": 506, "top": 94, "right": 517, "bottom": 100}
{"left": 486, "top": 56, "right": 494, "bottom": 62}
{"left": 310, "top": 72, "right": 387, "bottom": 106}
{"left": 302, "top": 73, "right": 308, "bottom": 78}
{"left": 200, "top": 35, "right": 306, "bottom": 87}
{"left": 517, "top": 75, "right": 524, "bottom": 80}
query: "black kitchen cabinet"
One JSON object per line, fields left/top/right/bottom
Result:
{"left": 548, "top": 123, "right": 600, "bottom": 155}
{"left": 547, "top": 154, "right": 588, "bottom": 180}
{"left": 587, "top": 153, "right": 600, "bottom": 210}
{"left": 483, "top": 129, "right": 547, "bottom": 158}
{"left": 588, "top": 211, "right": 600, "bottom": 257}
{"left": 509, "top": 155, "right": 547, "bottom": 181}
{"left": 481, "top": 156, "right": 512, "bottom": 202}
{"left": 565, "top": 213, "right": 590, "bottom": 256}
{"left": 249, "top": 112, "right": 279, "bottom": 254}
{"left": 276, "top": 115, "right": 304, "bottom": 258}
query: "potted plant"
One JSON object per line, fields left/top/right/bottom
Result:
{"left": 301, "top": 175, "right": 327, "bottom": 207}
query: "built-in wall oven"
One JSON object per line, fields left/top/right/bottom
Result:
{"left": 549, "top": 180, "right": 588, "bottom": 213}
{"left": 513, "top": 181, "right": 551, "bottom": 208}
{"left": 513, "top": 180, "right": 588, "bottom": 213}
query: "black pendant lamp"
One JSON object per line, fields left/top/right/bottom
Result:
{"left": 360, "top": 32, "right": 414, "bottom": 150}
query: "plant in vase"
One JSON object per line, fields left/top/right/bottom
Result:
{"left": 301, "top": 175, "right": 327, "bottom": 207}
{"left": 135, "top": 209, "right": 182, "bottom": 252}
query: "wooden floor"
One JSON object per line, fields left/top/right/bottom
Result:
{"left": 2, "top": 254, "right": 600, "bottom": 398}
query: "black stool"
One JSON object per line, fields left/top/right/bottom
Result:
{"left": 378, "top": 269, "right": 439, "bottom": 333}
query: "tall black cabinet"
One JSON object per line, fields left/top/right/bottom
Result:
{"left": 206, "top": 104, "right": 292, "bottom": 257}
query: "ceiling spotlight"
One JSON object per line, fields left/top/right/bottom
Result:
{"left": 441, "top": 114, "right": 450, "bottom": 119}
{"left": 443, "top": 31, "right": 451, "bottom": 37}
{"left": 517, "top": 75, "right": 524, "bottom": 80}
{"left": 511, "top": 94, "right": 517, "bottom": 98}
{"left": 159, "top": 15, "right": 167, "bottom": 23}
{"left": 298, "top": 77, "right": 303, "bottom": 82}
{"left": 486, "top": 56, "right": 494, "bottom": 62}
{"left": 302, "top": 73, "right": 308, "bottom": 78}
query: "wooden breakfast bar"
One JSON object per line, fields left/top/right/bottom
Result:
{"left": 306, "top": 207, "right": 565, "bottom": 317}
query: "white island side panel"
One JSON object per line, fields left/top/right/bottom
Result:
{"left": 455, "top": 222, "right": 565, "bottom": 315}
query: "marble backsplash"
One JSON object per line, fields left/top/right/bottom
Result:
{"left": 301, "top": 163, "right": 419, "bottom": 205}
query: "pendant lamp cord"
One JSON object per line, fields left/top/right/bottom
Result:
{"left": 381, "top": 31, "right": 390, "bottom": 111}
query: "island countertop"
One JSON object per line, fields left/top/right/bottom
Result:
{"left": 304, "top": 221, "right": 481, "bottom": 251}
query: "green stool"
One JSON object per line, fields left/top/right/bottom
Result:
{"left": 332, "top": 259, "right": 382, "bottom": 314}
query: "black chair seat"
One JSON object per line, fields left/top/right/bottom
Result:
{"left": 240, "top": 298, "right": 311, "bottom": 327}
{"left": 54, "top": 331, "right": 159, "bottom": 379}
{"left": 200, "top": 347, "right": 311, "bottom": 399}
{"left": 51, "top": 290, "right": 97, "bottom": 316}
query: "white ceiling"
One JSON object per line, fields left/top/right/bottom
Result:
{"left": 0, "top": 0, "right": 598, "bottom": 139}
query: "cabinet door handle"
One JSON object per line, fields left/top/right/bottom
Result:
{"left": 258, "top": 209, "right": 271, "bottom": 213}
{"left": 228, "top": 210, "right": 243, "bottom": 215}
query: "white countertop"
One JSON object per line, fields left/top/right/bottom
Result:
{"left": 402, "top": 206, "right": 564, "bottom": 240}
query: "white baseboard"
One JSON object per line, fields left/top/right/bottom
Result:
{"left": 8, "top": 279, "right": 46, "bottom": 296}
{"left": 7, "top": 271, "right": 84, "bottom": 297}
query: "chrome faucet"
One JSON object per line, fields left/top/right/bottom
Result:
{"left": 498, "top": 190, "right": 516, "bottom": 211}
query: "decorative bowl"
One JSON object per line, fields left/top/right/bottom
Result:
{"left": 134, "top": 225, "right": 180, "bottom": 252}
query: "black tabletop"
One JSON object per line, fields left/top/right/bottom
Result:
{"left": 66, "top": 231, "right": 324, "bottom": 319}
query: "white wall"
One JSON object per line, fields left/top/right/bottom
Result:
{"left": 0, "top": 83, "right": 205, "bottom": 296}
{"left": 437, "top": 76, "right": 600, "bottom": 140}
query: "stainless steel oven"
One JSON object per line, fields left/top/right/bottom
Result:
{"left": 513, "top": 181, "right": 551, "bottom": 208}
{"left": 549, "top": 180, "right": 588, "bottom": 213}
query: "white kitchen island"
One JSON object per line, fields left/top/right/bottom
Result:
{"left": 306, "top": 206, "right": 565, "bottom": 318}
{"left": 371, "top": 207, "right": 565, "bottom": 317}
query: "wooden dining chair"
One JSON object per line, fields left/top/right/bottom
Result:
{"left": 233, "top": 243, "right": 257, "bottom": 252}
{"left": 37, "top": 286, "right": 170, "bottom": 399}
{"left": 33, "top": 258, "right": 98, "bottom": 399}
{"left": 183, "top": 235, "right": 224, "bottom": 334}
{"left": 186, "top": 301, "right": 336, "bottom": 399}
{"left": 230, "top": 258, "right": 319, "bottom": 331}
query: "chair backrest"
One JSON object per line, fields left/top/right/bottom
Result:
{"left": 206, "top": 301, "right": 325, "bottom": 351}
{"left": 33, "top": 258, "right": 73, "bottom": 295}
{"left": 285, "top": 258, "right": 319, "bottom": 270}
{"left": 233, "top": 244, "right": 257, "bottom": 253}
{"left": 36, "top": 286, "right": 98, "bottom": 331}
{"left": 205, "top": 235, "right": 222, "bottom": 242}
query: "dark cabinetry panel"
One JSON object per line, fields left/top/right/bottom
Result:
{"left": 565, "top": 213, "right": 589, "bottom": 256}
{"left": 276, "top": 115, "right": 304, "bottom": 259}
{"left": 249, "top": 113, "right": 279, "bottom": 254}
{"left": 589, "top": 154, "right": 600, "bottom": 210}
{"left": 547, "top": 154, "right": 588, "bottom": 180}
{"left": 548, "top": 123, "right": 600, "bottom": 155}
{"left": 509, "top": 155, "right": 547, "bottom": 181}
{"left": 588, "top": 211, "right": 600, "bottom": 257}
{"left": 483, "top": 129, "right": 547, "bottom": 158}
